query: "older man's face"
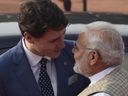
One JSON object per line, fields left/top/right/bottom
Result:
{"left": 73, "top": 33, "right": 91, "bottom": 76}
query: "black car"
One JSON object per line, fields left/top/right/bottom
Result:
{"left": 0, "top": 12, "right": 128, "bottom": 70}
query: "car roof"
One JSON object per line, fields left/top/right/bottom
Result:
{"left": 0, "top": 22, "right": 21, "bottom": 36}
{"left": 0, "top": 21, "right": 128, "bottom": 53}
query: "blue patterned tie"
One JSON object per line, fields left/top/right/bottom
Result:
{"left": 38, "top": 58, "right": 54, "bottom": 96}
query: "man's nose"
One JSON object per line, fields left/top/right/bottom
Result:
{"left": 72, "top": 48, "right": 75, "bottom": 53}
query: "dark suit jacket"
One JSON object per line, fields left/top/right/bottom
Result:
{"left": 0, "top": 39, "right": 90, "bottom": 96}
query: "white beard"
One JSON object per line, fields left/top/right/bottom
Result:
{"left": 73, "top": 63, "right": 81, "bottom": 74}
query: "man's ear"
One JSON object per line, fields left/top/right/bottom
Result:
{"left": 24, "top": 32, "right": 34, "bottom": 43}
{"left": 88, "top": 50, "right": 99, "bottom": 66}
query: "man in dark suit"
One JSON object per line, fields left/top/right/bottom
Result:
{"left": 0, "top": 0, "right": 90, "bottom": 96}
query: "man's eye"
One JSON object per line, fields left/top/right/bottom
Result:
{"left": 49, "top": 38, "right": 59, "bottom": 43}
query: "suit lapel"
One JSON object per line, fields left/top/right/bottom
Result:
{"left": 12, "top": 41, "right": 40, "bottom": 96}
{"left": 54, "top": 52, "right": 69, "bottom": 96}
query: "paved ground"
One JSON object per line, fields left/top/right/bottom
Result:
{"left": 0, "top": 0, "right": 128, "bottom": 14}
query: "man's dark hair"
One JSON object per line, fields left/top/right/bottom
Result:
{"left": 17, "top": 0, "right": 68, "bottom": 38}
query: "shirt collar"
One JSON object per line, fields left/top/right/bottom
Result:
{"left": 22, "top": 38, "right": 51, "bottom": 67}
{"left": 89, "top": 66, "right": 118, "bottom": 86}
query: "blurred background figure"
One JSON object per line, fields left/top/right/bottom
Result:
{"left": 83, "top": 0, "right": 87, "bottom": 11}
{"left": 63, "top": 0, "right": 71, "bottom": 12}
{"left": 59, "top": 0, "right": 72, "bottom": 12}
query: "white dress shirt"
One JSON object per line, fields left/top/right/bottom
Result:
{"left": 89, "top": 66, "right": 118, "bottom": 96}
{"left": 22, "top": 39, "right": 57, "bottom": 96}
